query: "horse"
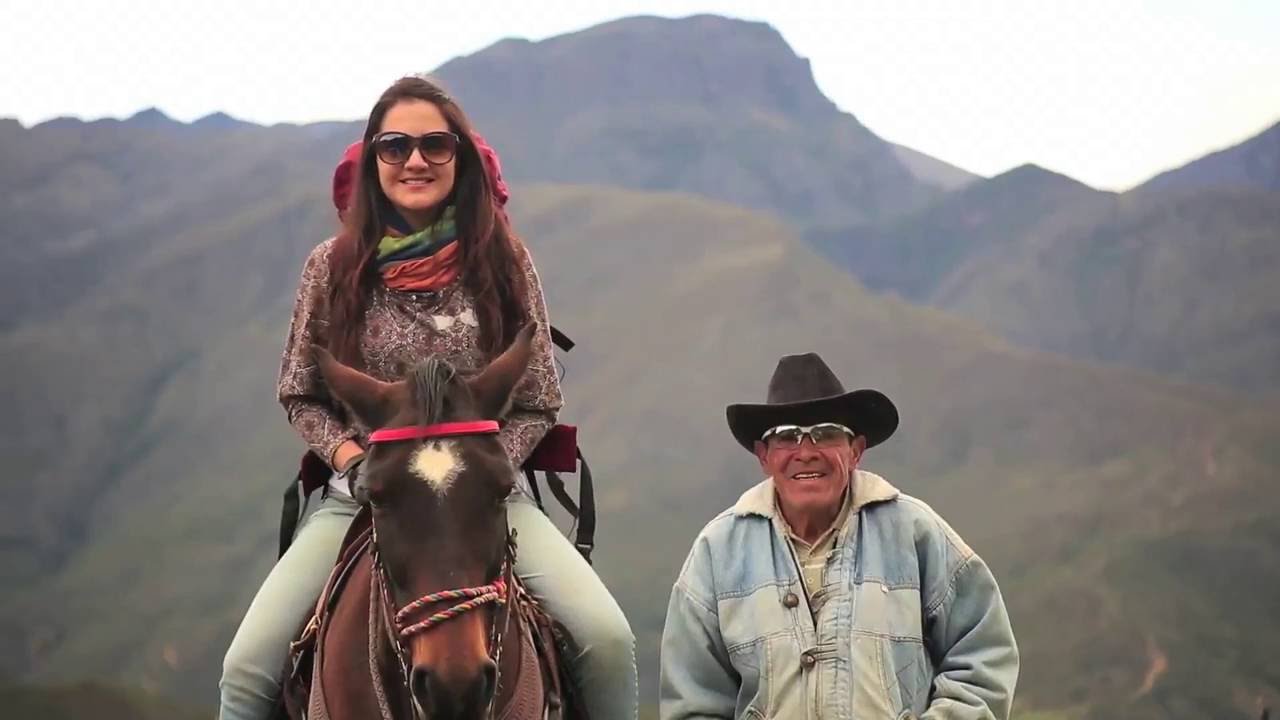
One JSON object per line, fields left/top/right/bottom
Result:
{"left": 280, "top": 322, "right": 578, "bottom": 719}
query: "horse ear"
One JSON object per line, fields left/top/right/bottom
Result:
{"left": 311, "top": 344, "right": 399, "bottom": 428}
{"left": 467, "top": 322, "right": 537, "bottom": 419}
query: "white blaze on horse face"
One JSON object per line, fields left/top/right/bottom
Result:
{"left": 410, "top": 440, "right": 464, "bottom": 494}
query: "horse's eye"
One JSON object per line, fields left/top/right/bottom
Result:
{"left": 366, "top": 479, "right": 398, "bottom": 506}
{"left": 359, "top": 475, "right": 392, "bottom": 507}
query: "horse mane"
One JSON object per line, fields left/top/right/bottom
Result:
{"left": 407, "top": 357, "right": 458, "bottom": 425}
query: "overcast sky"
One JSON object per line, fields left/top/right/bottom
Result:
{"left": 3, "top": 0, "right": 1277, "bottom": 190}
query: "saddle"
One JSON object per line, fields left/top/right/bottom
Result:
{"left": 276, "top": 508, "right": 581, "bottom": 720}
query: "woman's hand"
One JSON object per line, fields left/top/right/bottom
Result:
{"left": 331, "top": 439, "right": 366, "bottom": 472}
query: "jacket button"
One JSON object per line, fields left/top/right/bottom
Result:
{"left": 783, "top": 592, "right": 799, "bottom": 609}
{"left": 800, "top": 651, "right": 817, "bottom": 669}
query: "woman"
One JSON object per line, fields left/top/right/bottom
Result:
{"left": 219, "top": 75, "right": 637, "bottom": 720}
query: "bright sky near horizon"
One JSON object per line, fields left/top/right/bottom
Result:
{"left": 3, "top": 0, "right": 1277, "bottom": 190}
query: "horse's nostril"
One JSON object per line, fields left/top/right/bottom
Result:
{"left": 480, "top": 658, "right": 498, "bottom": 701}
{"left": 409, "top": 665, "right": 433, "bottom": 709}
{"left": 353, "top": 478, "right": 371, "bottom": 506}
{"left": 409, "top": 662, "right": 493, "bottom": 714}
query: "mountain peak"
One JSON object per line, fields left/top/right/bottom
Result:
{"left": 991, "top": 163, "right": 1100, "bottom": 194}
{"left": 125, "top": 107, "right": 177, "bottom": 127}
{"left": 1138, "top": 119, "right": 1280, "bottom": 194}
{"left": 439, "top": 13, "right": 838, "bottom": 121}
{"left": 33, "top": 115, "right": 85, "bottom": 129}
{"left": 193, "top": 111, "right": 248, "bottom": 129}
{"left": 576, "top": 13, "right": 783, "bottom": 41}
{"left": 426, "top": 12, "right": 929, "bottom": 227}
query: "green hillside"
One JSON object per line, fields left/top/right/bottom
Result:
{"left": 7, "top": 181, "right": 1275, "bottom": 717}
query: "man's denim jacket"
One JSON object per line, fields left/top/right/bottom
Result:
{"left": 659, "top": 471, "right": 1019, "bottom": 719}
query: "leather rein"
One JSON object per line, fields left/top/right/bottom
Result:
{"left": 366, "top": 419, "right": 517, "bottom": 716}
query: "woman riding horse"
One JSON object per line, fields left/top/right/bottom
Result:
{"left": 218, "top": 74, "right": 636, "bottom": 720}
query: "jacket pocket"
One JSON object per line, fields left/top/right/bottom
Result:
{"left": 850, "top": 579, "right": 924, "bottom": 641}
{"left": 850, "top": 580, "right": 929, "bottom": 717}
{"left": 765, "top": 632, "right": 809, "bottom": 717}
{"left": 722, "top": 584, "right": 802, "bottom": 716}
{"left": 882, "top": 638, "right": 931, "bottom": 716}
{"left": 727, "top": 638, "right": 766, "bottom": 713}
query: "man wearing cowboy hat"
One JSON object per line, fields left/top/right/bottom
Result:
{"left": 659, "top": 353, "right": 1018, "bottom": 719}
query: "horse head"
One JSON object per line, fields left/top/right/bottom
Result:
{"left": 313, "top": 322, "right": 536, "bottom": 718}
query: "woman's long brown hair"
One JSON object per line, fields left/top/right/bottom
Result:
{"left": 328, "top": 76, "right": 529, "bottom": 367}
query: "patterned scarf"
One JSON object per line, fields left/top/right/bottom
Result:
{"left": 376, "top": 206, "right": 461, "bottom": 292}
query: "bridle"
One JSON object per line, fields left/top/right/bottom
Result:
{"left": 366, "top": 419, "right": 515, "bottom": 717}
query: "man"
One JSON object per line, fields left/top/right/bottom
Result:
{"left": 660, "top": 353, "right": 1018, "bottom": 719}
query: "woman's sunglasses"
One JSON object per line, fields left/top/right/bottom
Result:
{"left": 371, "top": 131, "right": 460, "bottom": 166}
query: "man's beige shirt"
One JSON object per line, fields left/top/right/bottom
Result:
{"left": 779, "top": 486, "right": 854, "bottom": 599}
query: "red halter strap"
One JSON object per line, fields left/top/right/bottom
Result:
{"left": 367, "top": 420, "right": 500, "bottom": 444}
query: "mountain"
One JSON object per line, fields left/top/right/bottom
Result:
{"left": 125, "top": 107, "right": 180, "bottom": 129}
{"left": 2, "top": 129, "right": 1278, "bottom": 716}
{"left": 0, "top": 114, "right": 355, "bottom": 333}
{"left": 807, "top": 151, "right": 1280, "bottom": 393}
{"left": 193, "top": 111, "right": 250, "bottom": 130}
{"left": 1139, "top": 120, "right": 1280, "bottom": 194}
{"left": 431, "top": 14, "right": 945, "bottom": 226}
{"left": 512, "top": 185, "right": 1280, "bottom": 719}
{"left": 0, "top": 118, "right": 355, "bottom": 584}
{"left": 31, "top": 116, "right": 87, "bottom": 129}
{"left": 3, "top": 14, "right": 1279, "bottom": 719}
{"left": 807, "top": 164, "right": 1109, "bottom": 299}
{"left": 931, "top": 186, "right": 1280, "bottom": 393}
{"left": 891, "top": 142, "right": 980, "bottom": 190}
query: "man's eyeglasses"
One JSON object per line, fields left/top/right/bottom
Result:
{"left": 760, "top": 423, "right": 856, "bottom": 448}
{"left": 371, "top": 131, "right": 460, "bottom": 166}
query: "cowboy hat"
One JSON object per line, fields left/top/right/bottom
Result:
{"left": 726, "top": 353, "right": 898, "bottom": 451}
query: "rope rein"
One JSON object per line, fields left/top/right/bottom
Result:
{"left": 394, "top": 574, "right": 508, "bottom": 638}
